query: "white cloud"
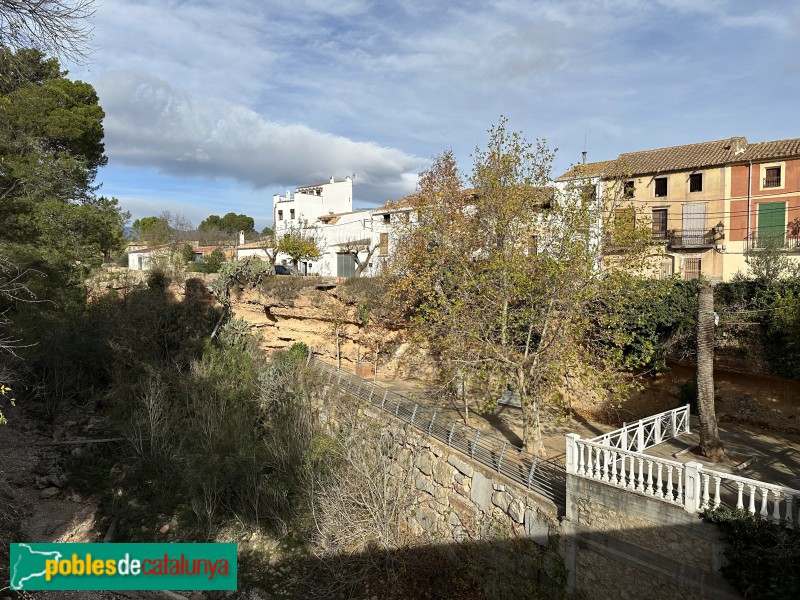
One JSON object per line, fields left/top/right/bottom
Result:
{"left": 97, "top": 71, "right": 425, "bottom": 200}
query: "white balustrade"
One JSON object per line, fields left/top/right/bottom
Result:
{"left": 588, "top": 405, "right": 691, "bottom": 453}
{"left": 566, "top": 433, "right": 800, "bottom": 524}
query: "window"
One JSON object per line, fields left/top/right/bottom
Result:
{"left": 530, "top": 235, "right": 538, "bottom": 256}
{"left": 383, "top": 213, "right": 390, "bottom": 224}
{"left": 764, "top": 167, "right": 781, "bottom": 188}
{"left": 654, "top": 177, "right": 667, "bottom": 197}
{"left": 290, "top": 209, "right": 295, "bottom": 219}
{"left": 624, "top": 180, "right": 635, "bottom": 199}
{"left": 652, "top": 209, "right": 668, "bottom": 241}
{"left": 581, "top": 184, "right": 596, "bottom": 204}
{"left": 277, "top": 210, "right": 283, "bottom": 221}
{"left": 379, "top": 232, "right": 389, "bottom": 255}
{"left": 690, "top": 173, "right": 703, "bottom": 192}
{"left": 684, "top": 258, "right": 701, "bottom": 280}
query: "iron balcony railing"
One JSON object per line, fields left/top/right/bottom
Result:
{"left": 667, "top": 228, "right": 716, "bottom": 248}
{"left": 763, "top": 175, "right": 782, "bottom": 188}
{"left": 309, "top": 357, "right": 566, "bottom": 508}
{"left": 745, "top": 230, "right": 800, "bottom": 252}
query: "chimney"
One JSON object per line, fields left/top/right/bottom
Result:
{"left": 239, "top": 230, "right": 245, "bottom": 245}
{"left": 727, "top": 136, "right": 748, "bottom": 155}
{"left": 329, "top": 176, "right": 335, "bottom": 183}
{"left": 582, "top": 151, "right": 587, "bottom": 164}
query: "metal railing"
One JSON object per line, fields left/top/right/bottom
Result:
{"left": 309, "top": 357, "right": 566, "bottom": 506}
{"left": 588, "top": 405, "right": 690, "bottom": 453}
{"left": 745, "top": 230, "right": 800, "bottom": 252}
{"left": 763, "top": 175, "right": 781, "bottom": 188}
{"left": 668, "top": 228, "right": 715, "bottom": 248}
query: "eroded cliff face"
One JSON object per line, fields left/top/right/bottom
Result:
{"left": 228, "top": 282, "right": 409, "bottom": 373}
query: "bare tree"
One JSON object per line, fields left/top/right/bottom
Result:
{"left": 0, "top": 1, "right": 97, "bottom": 64}
{"left": 337, "top": 238, "right": 378, "bottom": 277}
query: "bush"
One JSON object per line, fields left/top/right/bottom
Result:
{"left": 705, "top": 506, "right": 800, "bottom": 598}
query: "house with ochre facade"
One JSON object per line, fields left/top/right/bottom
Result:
{"left": 557, "top": 136, "right": 800, "bottom": 282}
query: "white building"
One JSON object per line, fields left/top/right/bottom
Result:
{"left": 273, "top": 176, "right": 353, "bottom": 235}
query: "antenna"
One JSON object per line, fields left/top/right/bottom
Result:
{"left": 582, "top": 132, "right": 587, "bottom": 164}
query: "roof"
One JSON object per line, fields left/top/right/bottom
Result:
{"left": 316, "top": 210, "right": 366, "bottom": 224}
{"left": 738, "top": 137, "right": 800, "bottom": 162}
{"left": 193, "top": 246, "right": 221, "bottom": 252}
{"left": 237, "top": 240, "right": 273, "bottom": 250}
{"left": 127, "top": 244, "right": 170, "bottom": 254}
{"left": 557, "top": 135, "right": 800, "bottom": 180}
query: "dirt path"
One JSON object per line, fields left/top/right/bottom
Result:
{"left": 0, "top": 405, "right": 180, "bottom": 600}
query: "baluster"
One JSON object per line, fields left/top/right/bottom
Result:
{"left": 748, "top": 485, "right": 757, "bottom": 515}
{"left": 627, "top": 454, "right": 636, "bottom": 489}
{"left": 645, "top": 460, "right": 653, "bottom": 495}
{"left": 676, "top": 465, "right": 684, "bottom": 505}
{"left": 759, "top": 487, "right": 769, "bottom": 518}
{"left": 656, "top": 463, "right": 664, "bottom": 499}
{"left": 600, "top": 449, "right": 608, "bottom": 482}
{"left": 701, "top": 474, "right": 710, "bottom": 509}
{"left": 585, "top": 446, "right": 593, "bottom": 477}
{"left": 577, "top": 444, "right": 585, "bottom": 476}
{"left": 636, "top": 457, "right": 644, "bottom": 492}
{"left": 609, "top": 450, "right": 617, "bottom": 484}
{"left": 786, "top": 495, "right": 794, "bottom": 528}
{"left": 594, "top": 446, "right": 602, "bottom": 480}
{"left": 736, "top": 482, "right": 745, "bottom": 510}
{"left": 772, "top": 491, "right": 782, "bottom": 522}
{"left": 713, "top": 476, "right": 722, "bottom": 509}
{"left": 666, "top": 465, "right": 674, "bottom": 502}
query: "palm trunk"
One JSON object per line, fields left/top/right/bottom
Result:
{"left": 697, "top": 283, "right": 725, "bottom": 461}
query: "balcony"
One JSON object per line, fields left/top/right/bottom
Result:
{"left": 763, "top": 175, "right": 782, "bottom": 188}
{"left": 745, "top": 230, "right": 800, "bottom": 252}
{"left": 667, "top": 228, "right": 716, "bottom": 249}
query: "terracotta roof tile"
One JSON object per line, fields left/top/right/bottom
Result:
{"left": 738, "top": 137, "right": 800, "bottom": 162}
{"left": 558, "top": 135, "right": 800, "bottom": 181}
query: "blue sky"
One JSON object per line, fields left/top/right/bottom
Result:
{"left": 66, "top": 0, "right": 800, "bottom": 231}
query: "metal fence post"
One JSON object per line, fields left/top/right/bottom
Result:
{"left": 410, "top": 404, "right": 418, "bottom": 425}
{"left": 497, "top": 442, "right": 508, "bottom": 473}
{"left": 428, "top": 410, "right": 437, "bottom": 435}
{"left": 526, "top": 456, "right": 539, "bottom": 489}
{"left": 447, "top": 422, "right": 456, "bottom": 446}
{"left": 381, "top": 390, "right": 388, "bottom": 409}
{"left": 471, "top": 430, "right": 481, "bottom": 459}
{"left": 368, "top": 385, "right": 375, "bottom": 402}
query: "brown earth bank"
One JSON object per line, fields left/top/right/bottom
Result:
{"left": 84, "top": 268, "right": 800, "bottom": 436}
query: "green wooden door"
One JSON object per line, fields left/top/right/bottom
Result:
{"left": 757, "top": 202, "right": 786, "bottom": 248}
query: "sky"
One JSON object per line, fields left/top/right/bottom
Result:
{"left": 65, "top": 0, "right": 800, "bottom": 231}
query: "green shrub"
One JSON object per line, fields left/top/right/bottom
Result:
{"left": 705, "top": 506, "right": 800, "bottom": 598}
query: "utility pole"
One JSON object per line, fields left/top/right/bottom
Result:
{"left": 697, "top": 282, "right": 725, "bottom": 461}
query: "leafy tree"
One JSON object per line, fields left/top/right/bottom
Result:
{"left": 277, "top": 224, "right": 323, "bottom": 274}
{"left": 131, "top": 212, "right": 193, "bottom": 245}
{"left": 0, "top": 48, "right": 127, "bottom": 305}
{"left": 131, "top": 216, "right": 169, "bottom": 244}
{"left": 199, "top": 212, "right": 255, "bottom": 235}
{"left": 261, "top": 225, "right": 274, "bottom": 238}
{"left": 389, "top": 119, "right": 655, "bottom": 453}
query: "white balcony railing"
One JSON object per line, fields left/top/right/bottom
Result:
{"left": 588, "top": 405, "right": 690, "bottom": 453}
{"left": 567, "top": 406, "right": 800, "bottom": 525}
